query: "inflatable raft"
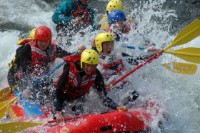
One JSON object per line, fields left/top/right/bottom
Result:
{"left": 23, "top": 103, "right": 160, "bottom": 133}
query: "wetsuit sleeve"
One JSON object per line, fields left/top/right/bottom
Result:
{"left": 7, "top": 68, "right": 17, "bottom": 86}
{"left": 123, "top": 52, "right": 154, "bottom": 65}
{"left": 52, "top": 0, "right": 75, "bottom": 25}
{"left": 94, "top": 69, "right": 119, "bottom": 110}
{"left": 56, "top": 46, "right": 72, "bottom": 58}
{"left": 20, "top": 44, "right": 32, "bottom": 73}
{"left": 54, "top": 63, "right": 70, "bottom": 111}
{"left": 7, "top": 47, "right": 23, "bottom": 86}
{"left": 18, "top": 44, "right": 32, "bottom": 90}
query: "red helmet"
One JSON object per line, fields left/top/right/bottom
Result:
{"left": 34, "top": 26, "right": 52, "bottom": 41}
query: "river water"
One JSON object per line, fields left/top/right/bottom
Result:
{"left": 0, "top": 0, "right": 199, "bottom": 132}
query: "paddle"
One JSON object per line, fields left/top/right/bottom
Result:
{"left": 0, "top": 121, "right": 43, "bottom": 133}
{"left": 123, "top": 45, "right": 198, "bottom": 75}
{"left": 0, "top": 87, "right": 12, "bottom": 102}
{"left": 165, "top": 47, "right": 200, "bottom": 64}
{"left": 161, "top": 62, "right": 197, "bottom": 75}
{"left": 110, "top": 19, "right": 200, "bottom": 87}
{"left": 0, "top": 85, "right": 18, "bottom": 102}
{"left": 0, "top": 97, "right": 16, "bottom": 119}
{"left": 111, "top": 50, "right": 197, "bottom": 87}
{"left": 163, "top": 19, "right": 200, "bottom": 50}
{"left": 173, "top": 19, "right": 200, "bottom": 43}
{"left": 0, "top": 114, "right": 90, "bottom": 132}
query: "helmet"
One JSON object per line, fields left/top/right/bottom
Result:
{"left": 29, "top": 28, "right": 36, "bottom": 39}
{"left": 34, "top": 26, "right": 52, "bottom": 41}
{"left": 80, "top": 49, "right": 99, "bottom": 68}
{"left": 106, "top": 0, "right": 124, "bottom": 12}
{"left": 108, "top": 10, "right": 126, "bottom": 25}
{"left": 95, "top": 32, "right": 114, "bottom": 52}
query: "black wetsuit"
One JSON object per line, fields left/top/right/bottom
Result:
{"left": 54, "top": 61, "right": 119, "bottom": 112}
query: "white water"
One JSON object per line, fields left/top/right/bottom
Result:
{"left": 0, "top": 0, "right": 200, "bottom": 132}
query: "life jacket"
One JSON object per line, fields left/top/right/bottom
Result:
{"left": 16, "top": 38, "right": 34, "bottom": 46}
{"left": 29, "top": 41, "right": 57, "bottom": 77}
{"left": 98, "top": 53, "right": 125, "bottom": 78}
{"left": 72, "top": 1, "right": 90, "bottom": 25}
{"left": 62, "top": 55, "right": 97, "bottom": 98}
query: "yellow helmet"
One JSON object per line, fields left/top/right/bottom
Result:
{"left": 80, "top": 49, "right": 99, "bottom": 68}
{"left": 95, "top": 32, "right": 114, "bottom": 52}
{"left": 106, "top": 0, "right": 124, "bottom": 12}
{"left": 29, "top": 28, "right": 36, "bottom": 39}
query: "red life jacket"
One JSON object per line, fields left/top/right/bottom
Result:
{"left": 62, "top": 55, "right": 97, "bottom": 98}
{"left": 99, "top": 59, "right": 124, "bottom": 74}
{"left": 29, "top": 41, "right": 57, "bottom": 77}
{"left": 72, "top": 1, "right": 90, "bottom": 25}
{"left": 99, "top": 53, "right": 125, "bottom": 74}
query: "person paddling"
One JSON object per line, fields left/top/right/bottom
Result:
{"left": 18, "top": 26, "right": 71, "bottom": 105}
{"left": 54, "top": 49, "right": 127, "bottom": 121}
{"left": 94, "top": 32, "right": 139, "bottom": 104}
{"left": 93, "top": 32, "right": 163, "bottom": 104}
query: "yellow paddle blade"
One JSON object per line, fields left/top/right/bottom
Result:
{"left": 165, "top": 47, "right": 200, "bottom": 64}
{"left": 0, "top": 97, "right": 16, "bottom": 119}
{"left": 0, "top": 87, "right": 11, "bottom": 102}
{"left": 0, "top": 121, "right": 43, "bottom": 133}
{"left": 173, "top": 19, "right": 200, "bottom": 42}
{"left": 164, "top": 19, "right": 200, "bottom": 51}
{"left": 162, "top": 62, "right": 197, "bottom": 75}
{"left": 0, "top": 85, "right": 18, "bottom": 102}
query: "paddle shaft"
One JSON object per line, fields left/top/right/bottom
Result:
{"left": 33, "top": 61, "right": 65, "bottom": 87}
{"left": 125, "top": 45, "right": 146, "bottom": 51}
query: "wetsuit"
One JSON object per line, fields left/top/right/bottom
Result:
{"left": 54, "top": 61, "right": 119, "bottom": 112}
